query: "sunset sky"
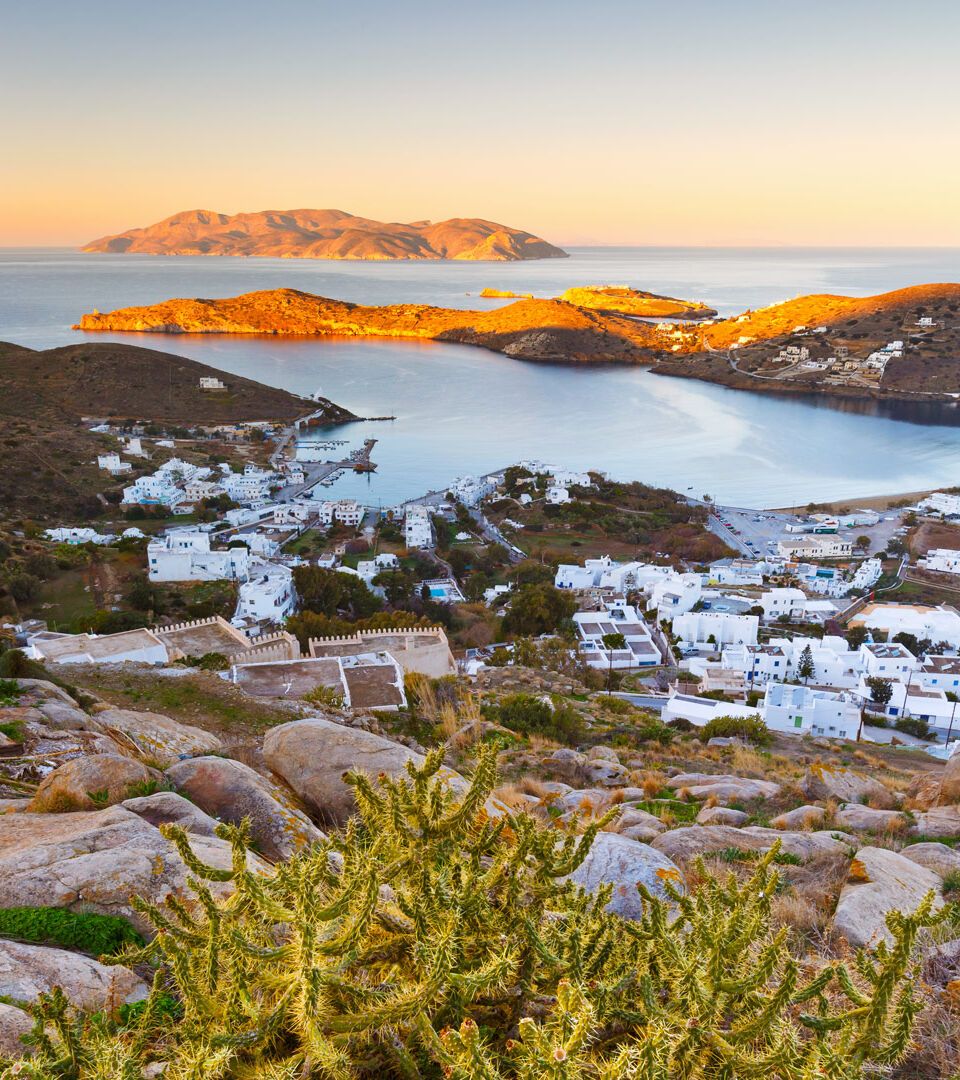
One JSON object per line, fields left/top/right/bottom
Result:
{"left": 3, "top": 0, "right": 959, "bottom": 247}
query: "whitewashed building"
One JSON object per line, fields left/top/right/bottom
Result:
{"left": 919, "top": 549, "right": 960, "bottom": 575}
{"left": 761, "top": 683, "right": 860, "bottom": 740}
{"left": 573, "top": 604, "right": 661, "bottom": 668}
{"left": 234, "top": 562, "right": 295, "bottom": 624}
{"left": 148, "top": 531, "right": 249, "bottom": 583}
{"left": 404, "top": 505, "right": 433, "bottom": 549}
{"left": 672, "top": 610, "right": 759, "bottom": 649}
{"left": 97, "top": 453, "right": 132, "bottom": 475}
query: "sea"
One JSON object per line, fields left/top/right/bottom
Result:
{"left": 2, "top": 246, "right": 959, "bottom": 510}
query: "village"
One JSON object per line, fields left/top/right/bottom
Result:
{"left": 4, "top": 406, "right": 960, "bottom": 760}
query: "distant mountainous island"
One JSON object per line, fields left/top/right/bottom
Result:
{"left": 75, "top": 283, "right": 960, "bottom": 400}
{"left": 82, "top": 208, "right": 568, "bottom": 262}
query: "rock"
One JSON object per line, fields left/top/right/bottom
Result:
{"left": 0, "top": 939, "right": 147, "bottom": 1010}
{"left": 939, "top": 752, "right": 960, "bottom": 804}
{"left": 696, "top": 806, "right": 749, "bottom": 826}
{"left": 834, "top": 805, "right": 908, "bottom": 833}
{"left": 263, "top": 718, "right": 469, "bottom": 827}
{"left": 565, "top": 832, "right": 683, "bottom": 920}
{"left": 651, "top": 825, "right": 853, "bottom": 862}
{"left": 36, "top": 701, "right": 91, "bottom": 730}
{"left": 0, "top": 799, "right": 29, "bottom": 814}
{"left": 833, "top": 847, "right": 944, "bottom": 948}
{"left": 28, "top": 754, "right": 157, "bottom": 813}
{"left": 91, "top": 708, "right": 222, "bottom": 767}
{"left": 613, "top": 787, "right": 648, "bottom": 802}
{"left": 911, "top": 805, "right": 960, "bottom": 838}
{"left": 770, "top": 805, "right": 827, "bottom": 830}
{"left": 665, "top": 773, "right": 780, "bottom": 802}
{"left": 545, "top": 748, "right": 587, "bottom": 781}
{"left": 583, "top": 759, "right": 629, "bottom": 787}
{"left": 614, "top": 808, "right": 666, "bottom": 834}
{"left": 121, "top": 790, "right": 220, "bottom": 836}
{"left": 166, "top": 756, "right": 325, "bottom": 861}
{"left": 13, "top": 680, "right": 80, "bottom": 708}
{"left": 619, "top": 824, "right": 662, "bottom": 843}
{"left": 707, "top": 737, "right": 744, "bottom": 747}
{"left": 0, "top": 807, "right": 268, "bottom": 936}
{"left": 587, "top": 746, "right": 620, "bottom": 762}
{"left": 901, "top": 842, "right": 960, "bottom": 878}
{"left": 555, "top": 788, "right": 609, "bottom": 814}
{"left": 0, "top": 1002, "right": 32, "bottom": 1058}
{"left": 536, "top": 781, "right": 572, "bottom": 796}
{"left": 800, "top": 764, "right": 894, "bottom": 808}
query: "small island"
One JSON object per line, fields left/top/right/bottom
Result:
{"left": 557, "top": 284, "right": 716, "bottom": 319}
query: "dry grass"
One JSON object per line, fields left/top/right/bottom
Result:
{"left": 891, "top": 990, "right": 960, "bottom": 1080}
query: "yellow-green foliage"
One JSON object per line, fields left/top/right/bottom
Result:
{"left": 2, "top": 747, "right": 954, "bottom": 1079}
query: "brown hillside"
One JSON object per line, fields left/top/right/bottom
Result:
{"left": 82, "top": 208, "right": 568, "bottom": 262}
{"left": 0, "top": 341, "right": 352, "bottom": 521}
{"left": 558, "top": 285, "right": 716, "bottom": 319}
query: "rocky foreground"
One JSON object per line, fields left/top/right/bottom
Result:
{"left": 82, "top": 207, "right": 569, "bottom": 262}
{"left": 1, "top": 669, "right": 959, "bottom": 1064}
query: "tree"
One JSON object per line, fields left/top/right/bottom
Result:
{"left": 886, "top": 537, "right": 906, "bottom": 557}
{"left": 854, "top": 534, "right": 871, "bottom": 553}
{"left": 293, "top": 565, "right": 382, "bottom": 619}
{"left": 866, "top": 675, "right": 894, "bottom": 708}
{"left": 501, "top": 583, "right": 577, "bottom": 637}
{"left": 797, "top": 643, "right": 815, "bottom": 684}
{"left": 601, "top": 631, "right": 627, "bottom": 693}
{"left": 846, "top": 623, "right": 869, "bottom": 649}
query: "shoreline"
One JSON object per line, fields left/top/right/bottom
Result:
{"left": 767, "top": 489, "right": 934, "bottom": 513}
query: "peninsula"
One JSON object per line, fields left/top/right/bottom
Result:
{"left": 478, "top": 284, "right": 717, "bottom": 319}
{"left": 75, "top": 282, "right": 960, "bottom": 398}
{"left": 82, "top": 208, "right": 568, "bottom": 262}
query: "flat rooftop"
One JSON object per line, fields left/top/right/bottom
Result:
{"left": 155, "top": 620, "right": 250, "bottom": 657}
{"left": 36, "top": 629, "right": 164, "bottom": 662}
{"left": 231, "top": 657, "right": 345, "bottom": 698}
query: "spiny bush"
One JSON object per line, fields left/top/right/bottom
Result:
{"left": 2, "top": 747, "right": 956, "bottom": 1079}
{"left": 700, "top": 713, "right": 773, "bottom": 746}
{"left": 0, "top": 907, "right": 143, "bottom": 956}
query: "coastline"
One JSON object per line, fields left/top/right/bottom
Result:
{"left": 767, "top": 489, "right": 934, "bottom": 513}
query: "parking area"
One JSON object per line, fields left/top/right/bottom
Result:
{"left": 707, "top": 504, "right": 905, "bottom": 559}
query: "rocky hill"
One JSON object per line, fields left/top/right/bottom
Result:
{"left": 82, "top": 208, "right": 568, "bottom": 261}
{"left": 0, "top": 340, "right": 353, "bottom": 520}
{"left": 76, "top": 282, "right": 960, "bottom": 395}
{"left": 557, "top": 284, "right": 716, "bottom": 319}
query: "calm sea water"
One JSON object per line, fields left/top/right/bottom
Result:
{"left": 2, "top": 246, "right": 959, "bottom": 509}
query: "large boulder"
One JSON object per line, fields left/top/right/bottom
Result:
{"left": 901, "top": 842, "right": 960, "bottom": 878}
{"left": 651, "top": 824, "right": 854, "bottom": 863}
{"left": 770, "top": 805, "right": 827, "bottom": 830}
{"left": 166, "top": 756, "right": 325, "bottom": 861}
{"left": 696, "top": 806, "right": 749, "bottom": 827}
{"left": 0, "top": 807, "right": 268, "bottom": 936}
{"left": 800, "top": 764, "right": 894, "bottom": 808}
{"left": 0, "top": 1003, "right": 32, "bottom": 1058}
{"left": 565, "top": 832, "right": 683, "bottom": 920}
{"left": 28, "top": 754, "right": 157, "bottom": 813}
{"left": 939, "top": 752, "right": 960, "bottom": 804}
{"left": 0, "top": 939, "right": 147, "bottom": 1010}
{"left": 583, "top": 759, "right": 629, "bottom": 787}
{"left": 834, "top": 805, "right": 908, "bottom": 833}
{"left": 91, "top": 708, "right": 222, "bottom": 767}
{"left": 911, "top": 805, "right": 960, "bottom": 838}
{"left": 121, "top": 790, "right": 220, "bottom": 836}
{"left": 263, "top": 717, "right": 469, "bottom": 826}
{"left": 36, "top": 701, "right": 92, "bottom": 731}
{"left": 665, "top": 773, "right": 780, "bottom": 803}
{"left": 833, "top": 846, "right": 944, "bottom": 948}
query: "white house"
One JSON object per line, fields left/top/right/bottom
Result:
{"left": 705, "top": 559, "right": 769, "bottom": 587}
{"left": 849, "top": 603, "right": 960, "bottom": 651}
{"left": 759, "top": 588, "right": 807, "bottom": 622}
{"left": 918, "top": 492, "right": 960, "bottom": 518}
{"left": 777, "top": 536, "right": 853, "bottom": 559}
{"left": 723, "top": 635, "right": 862, "bottom": 691}
{"left": 234, "top": 562, "right": 295, "bottom": 624}
{"left": 573, "top": 604, "right": 661, "bottom": 668}
{"left": 761, "top": 683, "right": 860, "bottom": 740}
{"left": 554, "top": 557, "right": 675, "bottom": 595}
{"left": 917, "top": 656, "right": 960, "bottom": 694}
{"left": 27, "top": 628, "right": 169, "bottom": 666}
{"left": 356, "top": 552, "right": 400, "bottom": 585}
{"left": 919, "top": 549, "right": 960, "bottom": 575}
{"left": 671, "top": 610, "right": 759, "bottom": 649}
{"left": 856, "top": 677, "right": 956, "bottom": 737}
{"left": 97, "top": 453, "right": 132, "bottom": 475}
{"left": 44, "top": 527, "right": 115, "bottom": 546}
{"left": 858, "top": 641, "right": 917, "bottom": 681}
{"left": 545, "top": 485, "right": 570, "bottom": 505}
{"left": 148, "top": 531, "right": 249, "bottom": 583}
{"left": 222, "top": 467, "right": 276, "bottom": 504}
{"left": 404, "top": 505, "right": 433, "bottom": 549}
{"left": 314, "top": 499, "right": 364, "bottom": 527}
{"left": 650, "top": 573, "right": 703, "bottom": 617}
{"left": 550, "top": 469, "right": 592, "bottom": 488}
{"left": 449, "top": 475, "right": 495, "bottom": 507}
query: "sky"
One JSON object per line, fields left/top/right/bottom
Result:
{"left": 2, "top": 0, "right": 959, "bottom": 247}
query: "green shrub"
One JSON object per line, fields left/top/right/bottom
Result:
{"left": 0, "top": 907, "right": 143, "bottom": 956}
{"left": 0, "top": 678, "right": 19, "bottom": 707}
{"left": 1, "top": 750, "right": 952, "bottom": 1079}
{"left": 893, "top": 716, "right": 932, "bottom": 740}
{"left": 700, "top": 713, "right": 772, "bottom": 746}
{"left": 488, "top": 692, "right": 584, "bottom": 742}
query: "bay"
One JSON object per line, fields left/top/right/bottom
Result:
{"left": 1, "top": 246, "right": 959, "bottom": 509}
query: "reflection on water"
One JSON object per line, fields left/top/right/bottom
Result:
{"left": 3, "top": 247, "right": 960, "bottom": 508}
